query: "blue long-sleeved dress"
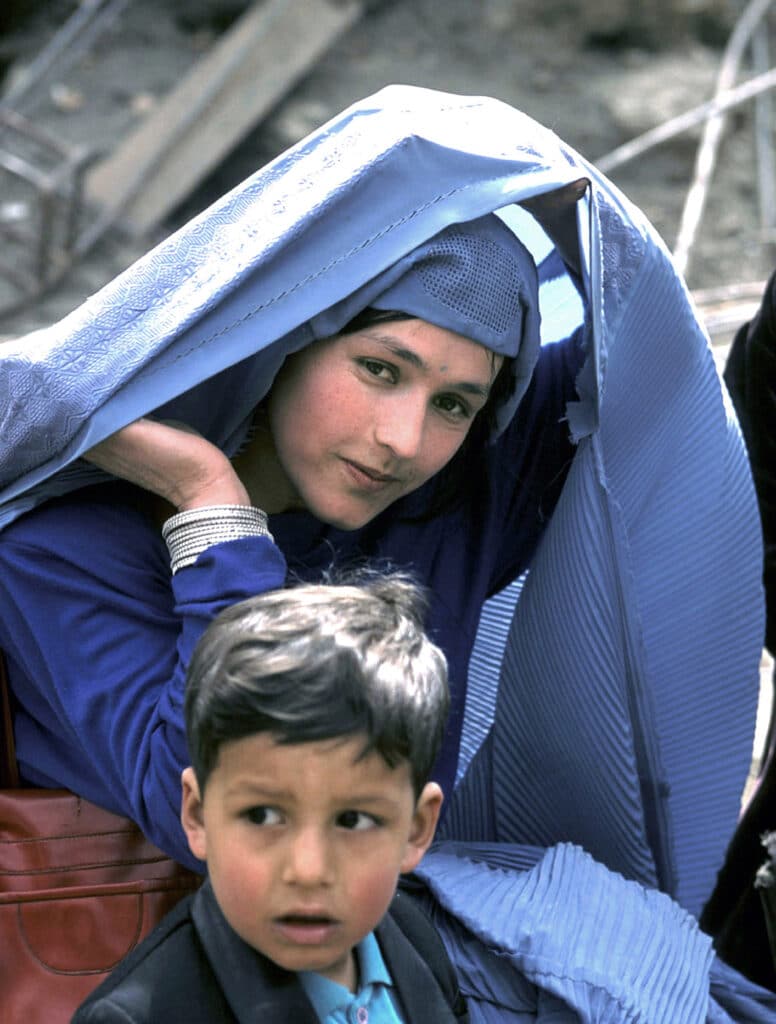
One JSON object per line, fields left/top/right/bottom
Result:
{"left": 0, "top": 336, "right": 579, "bottom": 865}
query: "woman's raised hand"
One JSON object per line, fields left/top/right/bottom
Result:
{"left": 519, "top": 178, "right": 589, "bottom": 278}
{"left": 82, "top": 418, "right": 251, "bottom": 511}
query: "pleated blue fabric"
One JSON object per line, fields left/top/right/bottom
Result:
{"left": 0, "top": 87, "right": 767, "bottom": 1010}
{"left": 413, "top": 843, "right": 776, "bottom": 1022}
{"left": 449, "top": 217, "right": 764, "bottom": 917}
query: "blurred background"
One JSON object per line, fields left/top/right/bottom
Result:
{"left": 0, "top": 0, "right": 774, "bottom": 347}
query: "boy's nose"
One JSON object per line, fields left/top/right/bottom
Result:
{"left": 282, "top": 828, "right": 334, "bottom": 886}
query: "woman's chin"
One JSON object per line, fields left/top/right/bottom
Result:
{"left": 315, "top": 509, "right": 375, "bottom": 532}
{"left": 300, "top": 495, "right": 385, "bottom": 532}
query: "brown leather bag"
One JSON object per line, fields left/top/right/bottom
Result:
{"left": 0, "top": 650, "right": 200, "bottom": 1023}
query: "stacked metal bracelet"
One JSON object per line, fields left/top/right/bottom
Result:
{"left": 162, "top": 505, "right": 272, "bottom": 575}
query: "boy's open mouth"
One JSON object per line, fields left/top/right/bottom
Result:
{"left": 279, "top": 914, "right": 334, "bottom": 925}
{"left": 274, "top": 913, "right": 340, "bottom": 944}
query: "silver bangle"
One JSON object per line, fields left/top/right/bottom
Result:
{"left": 162, "top": 505, "right": 272, "bottom": 574}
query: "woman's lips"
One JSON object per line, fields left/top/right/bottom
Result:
{"left": 341, "top": 458, "right": 397, "bottom": 492}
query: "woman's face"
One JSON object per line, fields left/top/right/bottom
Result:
{"left": 266, "top": 319, "right": 503, "bottom": 530}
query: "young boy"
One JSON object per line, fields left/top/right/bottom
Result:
{"left": 73, "top": 574, "right": 468, "bottom": 1022}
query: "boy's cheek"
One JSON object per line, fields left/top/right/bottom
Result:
{"left": 348, "top": 865, "right": 403, "bottom": 931}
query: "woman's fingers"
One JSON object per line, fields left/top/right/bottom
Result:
{"left": 519, "top": 178, "right": 589, "bottom": 277}
{"left": 83, "top": 418, "right": 250, "bottom": 510}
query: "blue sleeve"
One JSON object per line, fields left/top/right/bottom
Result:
{"left": 0, "top": 495, "right": 286, "bottom": 869}
{"left": 483, "top": 330, "right": 584, "bottom": 597}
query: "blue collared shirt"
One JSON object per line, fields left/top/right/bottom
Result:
{"left": 298, "top": 931, "right": 405, "bottom": 1024}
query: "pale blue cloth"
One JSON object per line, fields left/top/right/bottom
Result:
{"left": 412, "top": 842, "right": 776, "bottom": 1022}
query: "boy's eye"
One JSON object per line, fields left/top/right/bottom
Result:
{"left": 337, "top": 809, "right": 379, "bottom": 831}
{"left": 244, "top": 806, "right": 282, "bottom": 826}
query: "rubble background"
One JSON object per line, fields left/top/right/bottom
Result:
{"left": 0, "top": 0, "right": 773, "bottom": 342}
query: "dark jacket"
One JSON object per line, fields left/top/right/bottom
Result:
{"left": 72, "top": 879, "right": 468, "bottom": 1023}
{"left": 724, "top": 269, "right": 776, "bottom": 655}
{"left": 701, "top": 270, "right": 776, "bottom": 993}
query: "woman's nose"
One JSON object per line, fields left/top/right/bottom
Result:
{"left": 282, "top": 828, "right": 333, "bottom": 886}
{"left": 374, "top": 394, "right": 426, "bottom": 459}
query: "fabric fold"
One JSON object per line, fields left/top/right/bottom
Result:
{"left": 416, "top": 843, "right": 715, "bottom": 1023}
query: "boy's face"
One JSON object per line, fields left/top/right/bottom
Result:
{"left": 181, "top": 732, "right": 442, "bottom": 992}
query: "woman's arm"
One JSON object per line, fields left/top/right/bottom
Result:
{"left": 0, "top": 417, "right": 288, "bottom": 867}
{"left": 519, "top": 178, "right": 589, "bottom": 282}
{"left": 82, "top": 417, "right": 251, "bottom": 510}
{"left": 0, "top": 498, "right": 286, "bottom": 868}
{"left": 482, "top": 328, "right": 585, "bottom": 598}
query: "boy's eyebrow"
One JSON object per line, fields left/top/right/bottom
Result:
{"left": 224, "top": 778, "right": 288, "bottom": 799}
{"left": 335, "top": 790, "right": 406, "bottom": 809}
{"left": 223, "top": 778, "right": 407, "bottom": 809}
{"left": 367, "top": 333, "right": 494, "bottom": 398}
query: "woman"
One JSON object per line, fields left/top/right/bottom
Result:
{"left": 0, "top": 86, "right": 771, "bottom": 1018}
{"left": 0, "top": 211, "right": 581, "bottom": 860}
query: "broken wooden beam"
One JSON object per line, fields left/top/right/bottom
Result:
{"left": 86, "top": 0, "right": 363, "bottom": 238}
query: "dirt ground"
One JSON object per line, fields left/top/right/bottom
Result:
{"left": 0, "top": 0, "right": 774, "bottom": 341}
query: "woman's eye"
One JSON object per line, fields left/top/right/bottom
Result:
{"left": 434, "top": 394, "right": 471, "bottom": 419}
{"left": 244, "top": 806, "right": 282, "bottom": 826}
{"left": 337, "top": 809, "right": 379, "bottom": 831}
{"left": 359, "top": 359, "right": 396, "bottom": 382}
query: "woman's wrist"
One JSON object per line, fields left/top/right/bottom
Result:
{"left": 162, "top": 505, "right": 273, "bottom": 574}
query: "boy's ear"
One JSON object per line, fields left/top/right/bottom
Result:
{"left": 400, "top": 782, "right": 443, "bottom": 874}
{"left": 180, "top": 766, "right": 207, "bottom": 863}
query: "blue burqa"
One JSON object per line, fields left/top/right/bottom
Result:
{"left": 0, "top": 86, "right": 772, "bottom": 1020}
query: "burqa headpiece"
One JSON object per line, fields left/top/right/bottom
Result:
{"left": 304, "top": 213, "right": 541, "bottom": 435}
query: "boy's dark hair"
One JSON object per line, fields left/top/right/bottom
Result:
{"left": 184, "top": 573, "right": 449, "bottom": 797}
